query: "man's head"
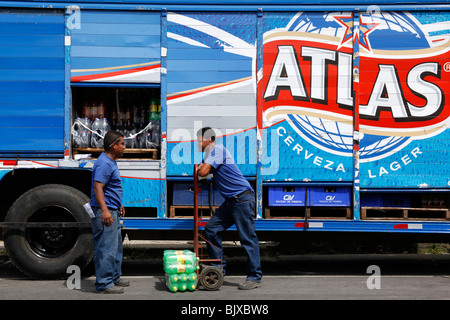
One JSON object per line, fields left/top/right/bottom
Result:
{"left": 104, "top": 130, "right": 125, "bottom": 157}
{"left": 197, "top": 127, "right": 216, "bottom": 152}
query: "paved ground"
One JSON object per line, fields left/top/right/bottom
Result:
{"left": 1, "top": 249, "right": 449, "bottom": 301}
{"left": 0, "top": 239, "right": 449, "bottom": 312}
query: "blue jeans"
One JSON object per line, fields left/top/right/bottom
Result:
{"left": 204, "top": 192, "right": 263, "bottom": 281}
{"left": 91, "top": 207, "right": 123, "bottom": 292}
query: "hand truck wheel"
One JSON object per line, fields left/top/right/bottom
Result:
{"left": 199, "top": 265, "right": 224, "bottom": 291}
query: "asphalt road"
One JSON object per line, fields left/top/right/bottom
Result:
{"left": 1, "top": 250, "right": 449, "bottom": 303}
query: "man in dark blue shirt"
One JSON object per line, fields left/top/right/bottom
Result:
{"left": 197, "top": 127, "right": 263, "bottom": 290}
{"left": 90, "top": 130, "right": 129, "bottom": 294}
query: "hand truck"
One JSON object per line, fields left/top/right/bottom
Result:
{"left": 193, "top": 164, "right": 224, "bottom": 290}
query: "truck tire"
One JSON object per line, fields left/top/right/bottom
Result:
{"left": 4, "top": 184, "right": 93, "bottom": 279}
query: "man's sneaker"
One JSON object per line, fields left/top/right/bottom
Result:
{"left": 114, "top": 279, "right": 130, "bottom": 287}
{"left": 99, "top": 285, "right": 124, "bottom": 294}
{"left": 238, "top": 280, "right": 260, "bottom": 290}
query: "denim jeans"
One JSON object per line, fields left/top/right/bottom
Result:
{"left": 91, "top": 207, "right": 123, "bottom": 292}
{"left": 204, "top": 192, "right": 263, "bottom": 281}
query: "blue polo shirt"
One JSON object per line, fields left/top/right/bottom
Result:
{"left": 203, "top": 144, "right": 253, "bottom": 199}
{"left": 90, "top": 152, "right": 123, "bottom": 210}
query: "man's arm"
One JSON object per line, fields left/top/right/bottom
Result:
{"left": 197, "top": 163, "right": 212, "bottom": 177}
{"left": 93, "top": 181, "right": 114, "bottom": 226}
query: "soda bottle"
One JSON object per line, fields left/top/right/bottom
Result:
{"left": 163, "top": 261, "right": 199, "bottom": 274}
{"left": 146, "top": 100, "right": 158, "bottom": 149}
{"left": 187, "top": 279, "right": 197, "bottom": 291}
{"left": 123, "top": 108, "right": 136, "bottom": 148}
{"left": 73, "top": 117, "right": 92, "bottom": 148}
{"left": 178, "top": 282, "right": 187, "bottom": 292}
{"left": 90, "top": 118, "right": 101, "bottom": 148}
{"left": 165, "top": 273, "right": 178, "bottom": 293}
{"left": 179, "top": 273, "right": 188, "bottom": 282}
{"left": 91, "top": 117, "right": 111, "bottom": 148}
{"left": 187, "top": 272, "right": 197, "bottom": 282}
{"left": 116, "top": 111, "right": 126, "bottom": 138}
{"left": 163, "top": 250, "right": 196, "bottom": 258}
{"left": 152, "top": 100, "right": 161, "bottom": 147}
{"left": 168, "top": 273, "right": 180, "bottom": 283}
{"left": 164, "top": 255, "right": 198, "bottom": 266}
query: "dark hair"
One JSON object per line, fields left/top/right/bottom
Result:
{"left": 197, "top": 127, "right": 216, "bottom": 142}
{"left": 104, "top": 130, "right": 124, "bottom": 151}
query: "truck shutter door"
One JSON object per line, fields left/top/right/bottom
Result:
{"left": 0, "top": 9, "right": 65, "bottom": 158}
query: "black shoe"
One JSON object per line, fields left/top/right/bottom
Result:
{"left": 238, "top": 280, "right": 260, "bottom": 290}
{"left": 114, "top": 279, "right": 130, "bottom": 287}
{"left": 99, "top": 285, "right": 124, "bottom": 294}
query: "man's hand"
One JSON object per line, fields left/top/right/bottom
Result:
{"left": 120, "top": 205, "right": 125, "bottom": 217}
{"left": 197, "top": 163, "right": 212, "bottom": 177}
{"left": 102, "top": 209, "right": 114, "bottom": 227}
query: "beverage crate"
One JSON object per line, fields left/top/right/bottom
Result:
{"left": 308, "top": 186, "right": 351, "bottom": 207}
{"left": 361, "top": 194, "right": 411, "bottom": 207}
{"left": 172, "top": 182, "right": 210, "bottom": 206}
{"left": 268, "top": 186, "right": 306, "bottom": 206}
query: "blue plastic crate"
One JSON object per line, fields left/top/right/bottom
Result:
{"left": 172, "top": 182, "right": 210, "bottom": 206}
{"left": 361, "top": 194, "right": 411, "bottom": 207}
{"left": 383, "top": 194, "right": 411, "bottom": 207}
{"left": 308, "top": 186, "right": 351, "bottom": 207}
{"left": 268, "top": 186, "right": 306, "bottom": 206}
{"left": 361, "top": 194, "right": 383, "bottom": 207}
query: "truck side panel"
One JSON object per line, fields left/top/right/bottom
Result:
{"left": 358, "top": 11, "right": 450, "bottom": 189}
{"left": 166, "top": 12, "right": 257, "bottom": 177}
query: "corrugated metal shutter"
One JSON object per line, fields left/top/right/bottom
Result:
{"left": 0, "top": 9, "right": 65, "bottom": 158}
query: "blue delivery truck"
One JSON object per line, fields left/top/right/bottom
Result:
{"left": 0, "top": 0, "right": 449, "bottom": 278}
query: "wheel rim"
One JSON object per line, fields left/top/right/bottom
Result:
{"left": 204, "top": 271, "right": 220, "bottom": 287}
{"left": 201, "top": 267, "right": 223, "bottom": 290}
{"left": 25, "top": 206, "right": 78, "bottom": 259}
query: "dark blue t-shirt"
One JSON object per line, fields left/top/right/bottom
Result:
{"left": 203, "top": 144, "right": 253, "bottom": 199}
{"left": 90, "top": 152, "right": 123, "bottom": 210}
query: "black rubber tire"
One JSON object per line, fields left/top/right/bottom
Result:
{"left": 199, "top": 266, "right": 224, "bottom": 291}
{"left": 4, "top": 184, "right": 93, "bottom": 279}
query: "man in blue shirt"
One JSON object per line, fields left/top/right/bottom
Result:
{"left": 197, "top": 127, "right": 263, "bottom": 290}
{"left": 90, "top": 130, "right": 128, "bottom": 294}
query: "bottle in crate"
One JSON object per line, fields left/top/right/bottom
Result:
{"left": 124, "top": 108, "right": 137, "bottom": 148}
{"left": 146, "top": 99, "right": 160, "bottom": 149}
{"left": 73, "top": 117, "right": 92, "bottom": 148}
{"left": 91, "top": 117, "right": 111, "bottom": 148}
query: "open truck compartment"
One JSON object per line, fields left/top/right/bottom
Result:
{"left": 71, "top": 87, "right": 161, "bottom": 159}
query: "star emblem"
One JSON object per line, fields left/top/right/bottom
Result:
{"left": 333, "top": 13, "right": 380, "bottom": 53}
{"left": 332, "top": 13, "right": 354, "bottom": 49}
{"left": 355, "top": 14, "right": 380, "bottom": 53}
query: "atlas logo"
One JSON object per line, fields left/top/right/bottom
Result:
{"left": 259, "top": 11, "right": 450, "bottom": 161}
{"left": 264, "top": 46, "right": 445, "bottom": 129}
